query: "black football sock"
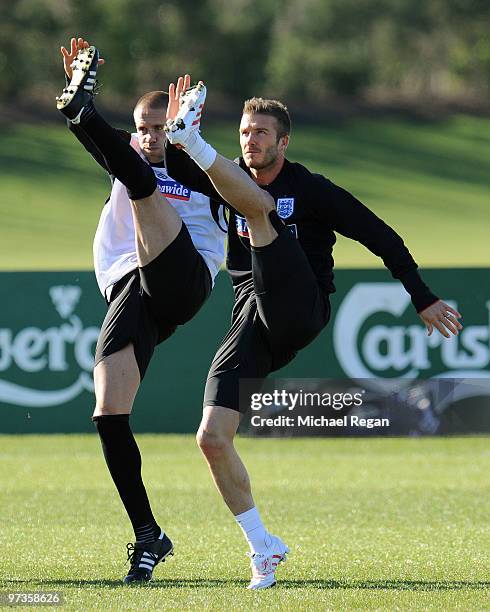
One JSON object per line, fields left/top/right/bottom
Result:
{"left": 93, "top": 414, "right": 160, "bottom": 541}
{"left": 134, "top": 523, "right": 163, "bottom": 544}
{"left": 78, "top": 104, "right": 156, "bottom": 199}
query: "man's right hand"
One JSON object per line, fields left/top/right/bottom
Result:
{"left": 60, "top": 37, "right": 104, "bottom": 79}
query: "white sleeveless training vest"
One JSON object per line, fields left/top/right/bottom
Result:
{"left": 93, "top": 135, "right": 226, "bottom": 297}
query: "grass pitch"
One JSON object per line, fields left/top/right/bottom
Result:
{"left": 0, "top": 435, "right": 488, "bottom": 610}
{"left": 1, "top": 115, "right": 489, "bottom": 270}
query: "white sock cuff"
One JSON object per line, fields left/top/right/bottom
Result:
{"left": 235, "top": 507, "right": 260, "bottom": 524}
{"left": 235, "top": 507, "right": 272, "bottom": 553}
{"left": 184, "top": 131, "right": 217, "bottom": 171}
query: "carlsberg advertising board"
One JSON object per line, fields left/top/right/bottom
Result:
{"left": 282, "top": 269, "right": 490, "bottom": 380}
{"left": 0, "top": 269, "right": 488, "bottom": 433}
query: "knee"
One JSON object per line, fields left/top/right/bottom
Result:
{"left": 93, "top": 386, "right": 133, "bottom": 417}
{"left": 92, "top": 402, "right": 129, "bottom": 418}
{"left": 196, "top": 426, "right": 230, "bottom": 460}
{"left": 245, "top": 192, "right": 276, "bottom": 220}
{"left": 126, "top": 166, "right": 157, "bottom": 201}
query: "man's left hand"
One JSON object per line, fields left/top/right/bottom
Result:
{"left": 166, "top": 74, "right": 191, "bottom": 122}
{"left": 418, "top": 300, "right": 463, "bottom": 338}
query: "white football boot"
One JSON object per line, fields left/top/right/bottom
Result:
{"left": 247, "top": 535, "right": 289, "bottom": 590}
{"left": 164, "top": 82, "right": 206, "bottom": 147}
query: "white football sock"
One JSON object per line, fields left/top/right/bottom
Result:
{"left": 181, "top": 130, "right": 217, "bottom": 171}
{"left": 235, "top": 507, "right": 272, "bottom": 554}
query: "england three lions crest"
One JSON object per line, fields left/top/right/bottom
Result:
{"left": 277, "top": 197, "right": 295, "bottom": 219}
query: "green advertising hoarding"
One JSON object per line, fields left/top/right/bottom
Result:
{"left": 0, "top": 269, "right": 488, "bottom": 433}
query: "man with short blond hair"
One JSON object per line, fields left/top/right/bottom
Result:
{"left": 57, "top": 40, "right": 225, "bottom": 583}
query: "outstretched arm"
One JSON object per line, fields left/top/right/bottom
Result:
{"left": 321, "top": 178, "right": 463, "bottom": 337}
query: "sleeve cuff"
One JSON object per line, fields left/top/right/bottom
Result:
{"left": 398, "top": 268, "right": 439, "bottom": 313}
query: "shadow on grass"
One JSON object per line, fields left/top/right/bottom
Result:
{"left": 282, "top": 579, "right": 490, "bottom": 591}
{"left": 3, "top": 578, "right": 489, "bottom": 591}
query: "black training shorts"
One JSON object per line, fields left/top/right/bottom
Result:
{"left": 95, "top": 222, "right": 211, "bottom": 379}
{"left": 204, "top": 225, "right": 331, "bottom": 412}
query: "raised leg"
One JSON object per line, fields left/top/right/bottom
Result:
{"left": 205, "top": 154, "right": 277, "bottom": 247}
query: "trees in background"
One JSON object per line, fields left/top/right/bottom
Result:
{"left": 1, "top": 0, "right": 489, "bottom": 110}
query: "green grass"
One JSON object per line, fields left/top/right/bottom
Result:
{"left": 0, "top": 435, "right": 488, "bottom": 610}
{"left": 1, "top": 116, "right": 489, "bottom": 270}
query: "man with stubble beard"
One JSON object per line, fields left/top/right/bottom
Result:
{"left": 163, "top": 81, "right": 462, "bottom": 589}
